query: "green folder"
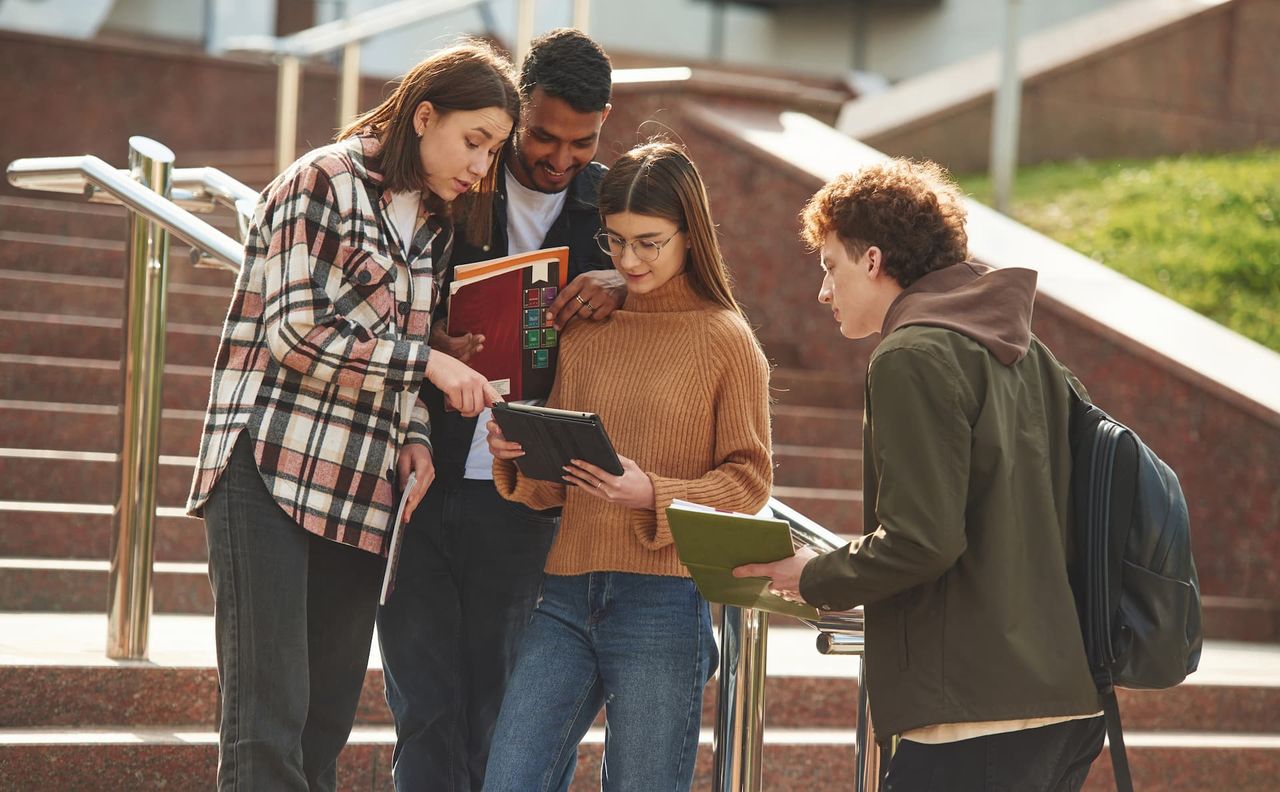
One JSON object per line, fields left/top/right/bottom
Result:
{"left": 666, "top": 500, "right": 819, "bottom": 620}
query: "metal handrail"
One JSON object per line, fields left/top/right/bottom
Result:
{"left": 8, "top": 162, "right": 257, "bottom": 239}
{"left": 225, "top": 0, "right": 488, "bottom": 59}
{"left": 711, "top": 498, "right": 883, "bottom": 792}
{"left": 6, "top": 139, "right": 244, "bottom": 663}
{"left": 223, "top": 0, "right": 491, "bottom": 173}
{"left": 768, "top": 496, "right": 866, "bottom": 645}
{"left": 7, "top": 156, "right": 247, "bottom": 270}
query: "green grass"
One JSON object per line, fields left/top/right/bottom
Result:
{"left": 957, "top": 150, "right": 1280, "bottom": 352}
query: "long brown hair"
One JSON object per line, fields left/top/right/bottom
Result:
{"left": 339, "top": 40, "right": 520, "bottom": 246}
{"left": 598, "top": 141, "right": 742, "bottom": 316}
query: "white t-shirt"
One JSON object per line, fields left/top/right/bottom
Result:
{"left": 462, "top": 167, "right": 569, "bottom": 480}
{"left": 385, "top": 190, "right": 421, "bottom": 256}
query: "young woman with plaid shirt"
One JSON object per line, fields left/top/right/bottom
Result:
{"left": 186, "top": 41, "right": 516, "bottom": 791}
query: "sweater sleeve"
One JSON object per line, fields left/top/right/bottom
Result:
{"left": 635, "top": 320, "right": 773, "bottom": 550}
{"left": 492, "top": 458, "right": 567, "bottom": 510}
{"left": 799, "top": 346, "right": 971, "bottom": 611}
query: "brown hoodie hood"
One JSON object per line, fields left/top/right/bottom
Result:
{"left": 880, "top": 262, "right": 1038, "bottom": 367}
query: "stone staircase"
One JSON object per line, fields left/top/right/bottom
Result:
{"left": 2, "top": 192, "right": 1279, "bottom": 790}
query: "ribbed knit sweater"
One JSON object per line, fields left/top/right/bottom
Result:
{"left": 492, "top": 272, "right": 773, "bottom": 577}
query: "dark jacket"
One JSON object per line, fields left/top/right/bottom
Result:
{"left": 799, "top": 261, "right": 1099, "bottom": 738}
{"left": 424, "top": 159, "right": 612, "bottom": 484}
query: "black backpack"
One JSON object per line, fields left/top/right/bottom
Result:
{"left": 1065, "top": 378, "right": 1203, "bottom": 791}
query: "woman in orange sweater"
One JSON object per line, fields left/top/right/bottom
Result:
{"left": 480, "top": 141, "right": 772, "bottom": 792}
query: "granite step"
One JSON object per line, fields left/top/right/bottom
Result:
{"left": 771, "top": 486, "right": 862, "bottom": 537}
{"left": 0, "top": 726, "right": 1277, "bottom": 791}
{"left": 770, "top": 368, "right": 862, "bottom": 411}
{"left": 0, "top": 559, "right": 211, "bottom": 613}
{"left": 0, "top": 195, "right": 241, "bottom": 240}
{"left": 3, "top": 651, "right": 1278, "bottom": 734}
{"left": 0, "top": 313, "right": 221, "bottom": 369}
{"left": 3, "top": 558, "right": 1270, "bottom": 639}
{"left": 0, "top": 400, "right": 205, "bottom": 457}
{"left": 772, "top": 444, "right": 862, "bottom": 490}
{"left": 0, "top": 505, "right": 205, "bottom": 563}
{"left": 0, "top": 195, "right": 133, "bottom": 239}
{"left": 771, "top": 404, "right": 860, "bottom": 448}
{"left": 0, "top": 451, "right": 195, "bottom": 506}
{"left": 0, "top": 234, "right": 236, "bottom": 288}
{"left": 0, "top": 267, "right": 232, "bottom": 326}
{"left": 0, "top": 354, "right": 213, "bottom": 409}
{"left": 2, "top": 613, "right": 1277, "bottom": 733}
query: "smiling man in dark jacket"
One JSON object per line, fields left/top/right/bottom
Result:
{"left": 376, "top": 29, "right": 622, "bottom": 792}
{"left": 736, "top": 159, "right": 1103, "bottom": 790}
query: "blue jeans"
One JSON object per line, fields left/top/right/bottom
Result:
{"left": 482, "top": 572, "right": 718, "bottom": 792}
{"left": 203, "top": 434, "right": 383, "bottom": 791}
{"left": 376, "top": 479, "right": 558, "bottom": 791}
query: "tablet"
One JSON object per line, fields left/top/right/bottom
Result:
{"left": 491, "top": 402, "right": 624, "bottom": 482}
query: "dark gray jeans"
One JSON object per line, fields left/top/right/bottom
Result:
{"left": 885, "top": 715, "right": 1106, "bottom": 792}
{"left": 203, "top": 433, "right": 383, "bottom": 791}
{"left": 376, "top": 478, "right": 558, "bottom": 792}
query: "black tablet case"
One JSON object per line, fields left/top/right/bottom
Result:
{"left": 491, "top": 402, "right": 624, "bottom": 482}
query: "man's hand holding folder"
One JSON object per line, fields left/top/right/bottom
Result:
{"left": 666, "top": 500, "right": 822, "bottom": 620}
{"left": 733, "top": 545, "right": 820, "bottom": 604}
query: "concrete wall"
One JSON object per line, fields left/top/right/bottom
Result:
{"left": 769, "top": 0, "right": 1121, "bottom": 81}
{"left": 0, "top": 29, "right": 392, "bottom": 190}
{"left": 860, "top": 0, "right": 1280, "bottom": 172}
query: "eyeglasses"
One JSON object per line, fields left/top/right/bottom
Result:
{"left": 594, "top": 230, "right": 682, "bottom": 263}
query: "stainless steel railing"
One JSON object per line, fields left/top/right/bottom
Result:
{"left": 223, "top": 0, "right": 492, "bottom": 174}
{"left": 6, "top": 139, "right": 249, "bottom": 659}
{"left": 709, "top": 497, "right": 886, "bottom": 792}
{"left": 223, "top": 0, "right": 602, "bottom": 174}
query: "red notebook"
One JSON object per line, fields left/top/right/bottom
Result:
{"left": 446, "top": 247, "right": 569, "bottom": 401}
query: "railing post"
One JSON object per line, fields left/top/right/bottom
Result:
{"left": 713, "top": 605, "right": 768, "bottom": 792}
{"left": 339, "top": 41, "right": 362, "bottom": 130}
{"left": 515, "top": 0, "right": 535, "bottom": 67}
{"left": 276, "top": 54, "right": 302, "bottom": 174}
{"left": 990, "top": 0, "right": 1023, "bottom": 213}
{"left": 572, "top": 0, "right": 590, "bottom": 31}
{"left": 106, "top": 137, "right": 174, "bottom": 660}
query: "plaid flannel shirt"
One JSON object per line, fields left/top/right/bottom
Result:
{"left": 186, "top": 135, "right": 449, "bottom": 556}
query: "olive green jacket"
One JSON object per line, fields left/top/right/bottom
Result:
{"left": 799, "top": 262, "right": 1099, "bottom": 738}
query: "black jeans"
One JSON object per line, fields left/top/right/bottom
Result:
{"left": 376, "top": 478, "right": 558, "bottom": 792}
{"left": 885, "top": 716, "right": 1106, "bottom": 792}
{"left": 203, "top": 434, "right": 384, "bottom": 791}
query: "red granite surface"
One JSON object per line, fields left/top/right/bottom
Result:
{"left": 3, "top": 739, "right": 1277, "bottom": 791}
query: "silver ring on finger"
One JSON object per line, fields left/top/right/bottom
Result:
{"left": 595, "top": 479, "right": 603, "bottom": 489}
{"left": 575, "top": 294, "right": 589, "bottom": 307}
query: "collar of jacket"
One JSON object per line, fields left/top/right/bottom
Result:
{"left": 880, "top": 261, "right": 1038, "bottom": 367}
{"left": 493, "top": 152, "right": 605, "bottom": 221}
{"left": 343, "top": 133, "right": 386, "bottom": 188}
{"left": 343, "top": 133, "right": 450, "bottom": 256}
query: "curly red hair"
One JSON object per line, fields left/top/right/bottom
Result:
{"left": 800, "top": 158, "right": 969, "bottom": 287}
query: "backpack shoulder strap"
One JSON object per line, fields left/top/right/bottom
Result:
{"left": 1102, "top": 688, "right": 1134, "bottom": 792}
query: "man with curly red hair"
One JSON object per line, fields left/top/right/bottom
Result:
{"left": 737, "top": 159, "right": 1104, "bottom": 791}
